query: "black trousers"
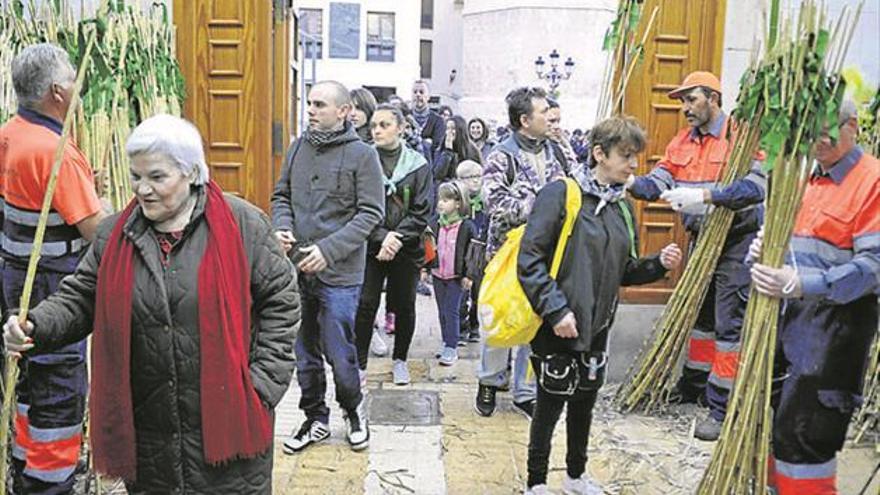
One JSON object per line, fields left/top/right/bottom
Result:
{"left": 527, "top": 385, "right": 599, "bottom": 487}
{"left": 354, "top": 253, "right": 420, "bottom": 369}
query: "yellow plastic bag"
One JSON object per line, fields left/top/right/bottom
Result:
{"left": 478, "top": 178, "right": 582, "bottom": 348}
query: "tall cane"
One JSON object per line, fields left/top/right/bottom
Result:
{"left": 0, "top": 32, "right": 97, "bottom": 491}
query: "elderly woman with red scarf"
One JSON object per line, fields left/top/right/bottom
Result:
{"left": 4, "top": 114, "right": 300, "bottom": 493}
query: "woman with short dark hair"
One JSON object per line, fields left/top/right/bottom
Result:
{"left": 519, "top": 116, "right": 682, "bottom": 495}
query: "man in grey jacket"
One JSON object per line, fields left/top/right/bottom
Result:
{"left": 272, "top": 81, "right": 384, "bottom": 453}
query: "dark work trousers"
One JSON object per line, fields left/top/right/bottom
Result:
{"left": 294, "top": 274, "right": 363, "bottom": 424}
{"left": 354, "top": 253, "right": 420, "bottom": 368}
{"left": 527, "top": 386, "right": 600, "bottom": 488}
{"left": 770, "top": 294, "right": 875, "bottom": 493}
{"left": 677, "top": 233, "right": 752, "bottom": 422}
{"left": 5, "top": 264, "right": 87, "bottom": 495}
{"left": 433, "top": 276, "right": 463, "bottom": 349}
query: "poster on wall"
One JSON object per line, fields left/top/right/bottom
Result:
{"left": 329, "top": 2, "right": 359, "bottom": 59}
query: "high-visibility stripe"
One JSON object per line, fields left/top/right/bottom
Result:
{"left": 0, "top": 198, "right": 67, "bottom": 227}
{"left": 0, "top": 233, "right": 84, "bottom": 257}
{"left": 25, "top": 432, "right": 81, "bottom": 472}
{"left": 791, "top": 236, "right": 853, "bottom": 266}
{"left": 686, "top": 329, "right": 715, "bottom": 370}
{"left": 708, "top": 341, "right": 740, "bottom": 390}
{"left": 13, "top": 408, "right": 31, "bottom": 461}
{"left": 29, "top": 423, "right": 82, "bottom": 443}
{"left": 854, "top": 231, "right": 880, "bottom": 252}
{"left": 768, "top": 456, "right": 777, "bottom": 489}
{"left": 775, "top": 457, "right": 837, "bottom": 495}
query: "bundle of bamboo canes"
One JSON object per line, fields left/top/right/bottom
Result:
{"left": 596, "top": 0, "right": 659, "bottom": 119}
{"left": 615, "top": 54, "right": 767, "bottom": 415}
{"left": 0, "top": 0, "right": 184, "bottom": 210}
{"left": 697, "top": 1, "right": 860, "bottom": 493}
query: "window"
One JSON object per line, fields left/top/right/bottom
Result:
{"left": 420, "top": 40, "right": 433, "bottom": 78}
{"left": 421, "top": 0, "right": 434, "bottom": 29}
{"left": 366, "top": 12, "right": 395, "bottom": 62}
{"left": 299, "top": 8, "right": 322, "bottom": 59}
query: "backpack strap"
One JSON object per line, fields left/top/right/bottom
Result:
{"left": 549, "top": 178, "right": 582, "bottom": 278}
{"left": 617, "top": 201, "right": 638, "bottom": 259}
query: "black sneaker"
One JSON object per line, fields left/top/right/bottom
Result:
{"left": 344, "top": 401, "right": 370, "bottom": 451}
{"left": 283, "top": 419, "right": 330, "bottom": 454}
{"left": 475, "top": 384, "right": 498, "bottom": 417}
{"left": 467, "top": 330, "right": 480, "bottom": 343}
{"left": 513, "top": 399, "right": 535, "bottom": 420}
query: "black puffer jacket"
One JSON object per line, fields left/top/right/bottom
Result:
{"left": 518, "top": 180, "right": 667, "bottom": 354}
{"left": 29, "top": 188, "right": 300, "bottom": 494}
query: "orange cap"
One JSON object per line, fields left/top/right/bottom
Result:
{"left": 668, "top": 71, "right": 722, "bottom": 99}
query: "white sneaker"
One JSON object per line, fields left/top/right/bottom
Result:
{"left": 282, "top": 419, "right": 330, "bottom": 454}
{"left": 525, "top": 484, "right": 552, "bottom": 494}
{"left": 562, "top": 474, "right": 603, "bottom": 495}
{"left": 344, "top": 400, "right": 370, "bottom": 451}
{"left": 438, "top": 346, "right": 458, "bottom": 366}
{"left": 392, "top": 360, "right": 410, "bottom": 385}
{"left": 370, "top": 330, "right": 388, "bottom": 356}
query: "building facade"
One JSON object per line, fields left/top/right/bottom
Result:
{"left": 294, "top": 0, "right": 421, "bottom": 105}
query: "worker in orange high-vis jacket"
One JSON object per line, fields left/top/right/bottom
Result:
{"left": 627, "top": 71, "right": 766, "bottom": 441}
{"left": 0, "top": 44, "right": 107, "bottom": 494}
{"left": 749, "top": 100, "right": 879, "bottom": 495}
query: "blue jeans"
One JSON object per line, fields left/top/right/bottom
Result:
{"left": 433, "top": 277, "right": 463, "bottom": 349}
{"left": 478, "top": 344, "right": 536, "bottom": 404}
{"left": 295, "top": 275, "right": 362, "bottom": 424}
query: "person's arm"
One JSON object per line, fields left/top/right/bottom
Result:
{"left": 709, "top": 159, "right": 767, "bottom": 210}
{"left": 432, "top": 149, "right": 457, "bottom": 184}
{"left": 394, "top": 165, "right": 433, "bottom": 242}
{"left": 271, "top": 140, "right": 299, "bottom": 232}
{"left": 315, "top": 148, "right": 385, "bottom": 264}
{"left": 517, "top": 181, "right": 570, "bottom": 327}
{"left": 799, "top": 192, "right": 880, "bottom": 304}
{"left": 75, "top": 209, "right": 110, "bottom": 243}
{"left": 28, "top": 220, "right": 112, "bottom": 351}
{"left": 629, "top": 164, "right": 676, "bottom": 201}
{"left": 247, "top": 212, "right": 300, "bottom": 409}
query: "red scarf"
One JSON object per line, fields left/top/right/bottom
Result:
{"left": 91, "top": 180, "right": 272, "bottom": 481}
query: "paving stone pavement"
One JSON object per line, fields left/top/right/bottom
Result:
{"left": 271, "top": 293, "right": 880, "bottom": 494}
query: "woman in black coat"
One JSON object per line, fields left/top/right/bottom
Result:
{"left": 353, "top": 104, "right": 433, "bottom": 385}
{"left": 518, "top": 116, "right": 682, "bottom": 495}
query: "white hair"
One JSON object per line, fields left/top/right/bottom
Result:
{"left": 839, "top": 99, "right": 858, "bottom": 123}
{"left": 125, "top": 114, "right": 209, "bottom": 185}
{"left": 11, "top": 43, "right": 73, "bottom": 109}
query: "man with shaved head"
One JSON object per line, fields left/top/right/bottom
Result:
{"left": 272, "top": 80, "right": 384, "bottom": 453}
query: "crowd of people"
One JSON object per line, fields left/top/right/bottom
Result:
{"left": 0, "top": 42, "right": 876, "bottom": 495}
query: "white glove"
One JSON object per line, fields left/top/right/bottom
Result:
{"left": 746, "top": 228, "right": 763, "bottom": 264}
{"left": 661, "top": 187, "right": 707, "bottom": 214}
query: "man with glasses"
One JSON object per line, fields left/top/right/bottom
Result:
{"left": 627, "top": 71, "right": 766, "bottom": 440}
{"left": 748, "top": 100, "right": 879, "bottom": 494}
{"left": 475, "top": 86, "right": 571, "bottom": 419}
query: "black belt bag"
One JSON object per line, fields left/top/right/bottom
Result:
{"left": 532, "top": 351, "right": 608, "bottom": 396}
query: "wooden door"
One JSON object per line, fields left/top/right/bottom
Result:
{"left": 621, "top": 0, "right": 727, "bottom": 304}
{"left": 175, "top": 0, "right": 291, "bottom": 213}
